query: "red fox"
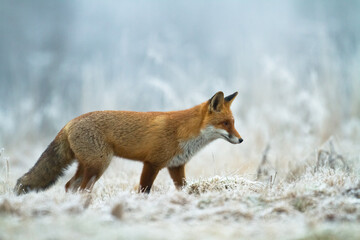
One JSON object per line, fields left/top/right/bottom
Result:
{"left": 14, "top": 91, "right": 243, "bottom": 195}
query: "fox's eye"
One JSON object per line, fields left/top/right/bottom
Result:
{"left": 223, "top": 121, "right": 229, "bottom": 126}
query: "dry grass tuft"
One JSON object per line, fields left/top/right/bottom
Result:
{"left": 291, "top": 196, "right": 316, "bottom": 212}
{"left": 111, "top": 203, "right": 124, "bottom": 220}
{"left": 0, "top": 199, "right": 19, "bottom": 215}
{"left": 315, "top": 137, "right": 349, "bottom": 172}
{"left": 186, "top": 175, "right": 265, "bottom": 195}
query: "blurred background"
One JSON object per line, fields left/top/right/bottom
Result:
{"left": 1, "top": 1, "right": 359, "bottom": 177}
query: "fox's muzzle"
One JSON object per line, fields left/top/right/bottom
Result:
{"left": 224, "top": 134, "right": 243, "bottom": 144}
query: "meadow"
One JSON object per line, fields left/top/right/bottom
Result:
{"left": 1, "top": 132, "right": 359, "bottom": 239}
{"left": 1, "top": 1, "right": 360, "bottom": 239}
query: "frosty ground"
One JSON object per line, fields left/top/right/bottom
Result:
{"left": 1, "top": 138, "right": 360, "bottom": 240}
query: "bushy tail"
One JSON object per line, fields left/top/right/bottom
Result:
{"left": 14, "top": 129, "right": 74, "bottom": 195}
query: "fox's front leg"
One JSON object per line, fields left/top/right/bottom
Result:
{"left": 168, "top": 165, "right": 186, "bottom": 189}
{"left": 139, "top": 162, "right": 160, "bottom": 193}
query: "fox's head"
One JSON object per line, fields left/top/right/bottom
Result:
{"left": 203, "top": 91, "right": 243, "bottom": 144}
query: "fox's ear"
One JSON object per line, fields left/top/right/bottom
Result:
{"left": 209, "top": 91, "right": 224, "bottom": 112}
{"left": 224, "top": 92, "right": 238, "bottom": 106}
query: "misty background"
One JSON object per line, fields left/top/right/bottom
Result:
{"left": 1, "top": 1, "right": 359, "bottom": 169}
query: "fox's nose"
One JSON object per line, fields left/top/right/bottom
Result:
{"left": 239, "top": 138, "right": 243, "bottom": 143}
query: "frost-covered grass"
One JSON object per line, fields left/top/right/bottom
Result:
{"left": 1, "top": 140, "right": 359, "bottom": 240}
{"left": 1, "top": 1, "right": 359, "bottom": 239}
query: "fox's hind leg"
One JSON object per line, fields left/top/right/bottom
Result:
{"left": 65, "top": 162, "right": 84, "bottom": 192}
{"left": 78, "top": 155, "right": 112, "bottom": 192}
{"left": 68, "top": 131, "right": 113, "bottom": 192}
{"left": 79, "top": 167, "right": 99, "bottom": 191}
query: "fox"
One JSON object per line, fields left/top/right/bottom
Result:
{"left": 14, "top": 91, "right": 243, "bottom": 195}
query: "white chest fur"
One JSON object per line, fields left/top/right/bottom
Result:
{"left": 167, "top": 126, "right": 224, "bottom": 168}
